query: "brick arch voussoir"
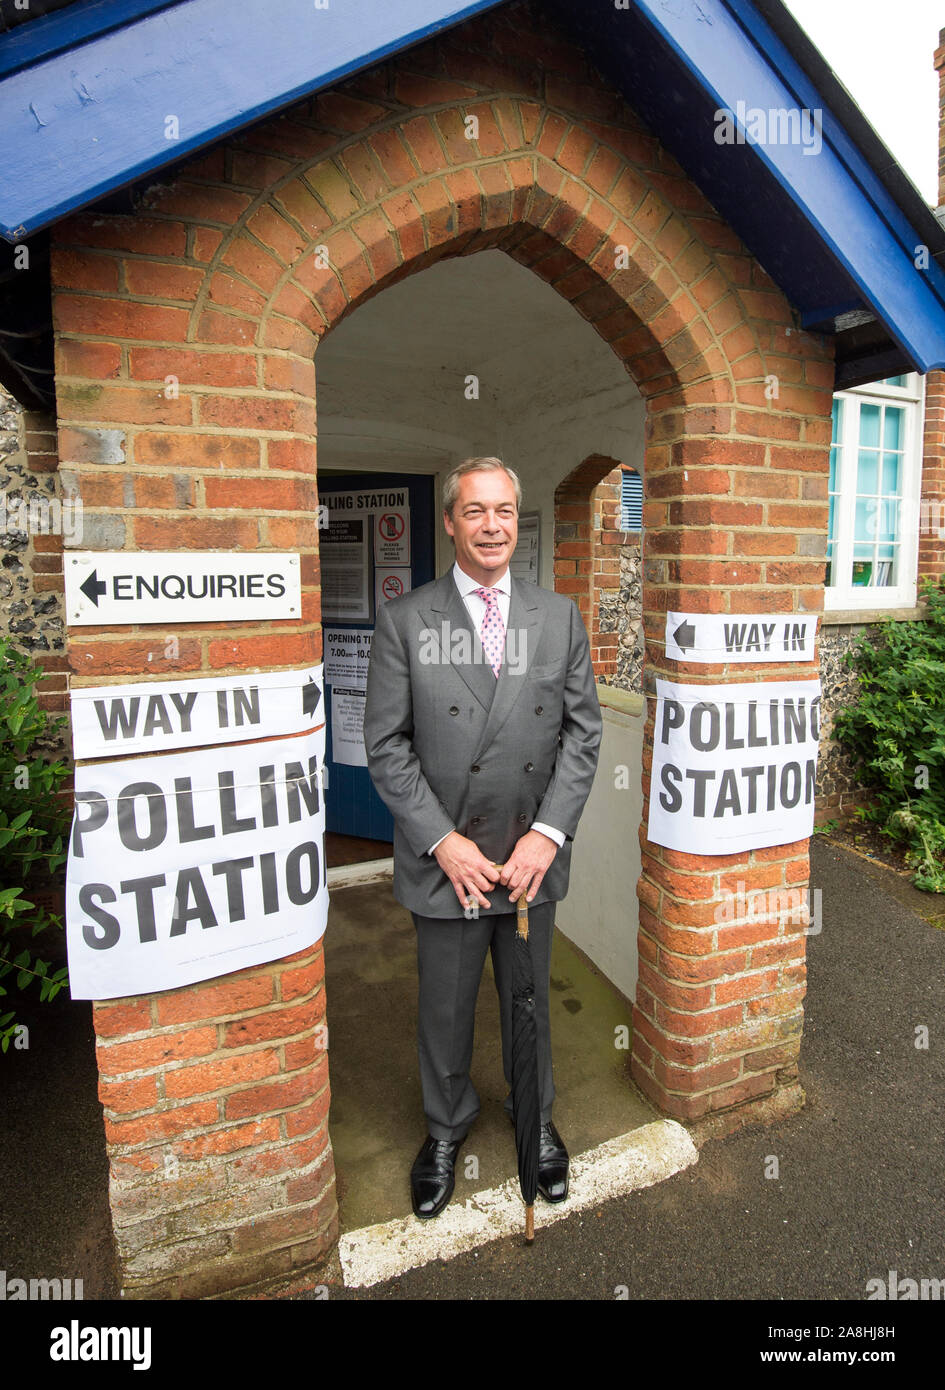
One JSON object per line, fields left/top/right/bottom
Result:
{"left": 185, "top": 98, "right": 731, "bottom": 405}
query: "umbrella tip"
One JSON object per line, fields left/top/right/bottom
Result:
{"left": 525, "top": 1205, "right": 534, "bottom": 1243}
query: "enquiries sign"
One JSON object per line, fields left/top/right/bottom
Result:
{"left": 65, "top": 551, "right": 301, "bottom": 625}
{"left": 647, "top": 678, "right": 822, "bottom": 854}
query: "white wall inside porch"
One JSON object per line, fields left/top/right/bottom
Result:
{"left": 315, "top": 249, "right": 645, "bottom": 588}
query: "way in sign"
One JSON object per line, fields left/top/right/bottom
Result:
{"left": 71, "top": 667, "right": 323, "bottom": 760}
{"left": 724, "top": 621, "right": 809, "bottom": 654}
{"left": 93, "top": 685, "right": 262, "bottom": 743}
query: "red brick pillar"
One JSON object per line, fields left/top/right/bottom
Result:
{"left": 921, "top": 372, "right": 945, "bottom": 584}
{"left": 52, "top": 213, "right": 336, "bottom": 1299}
{"left": 633, "top": 363, "right": 831, "bottom": 1124}
{"left": 920, "top": 32, "right": 945, "bottom": 586}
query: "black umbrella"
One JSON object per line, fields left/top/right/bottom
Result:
{"left": 509, "top": 886, "right": 540, "bottom": 1244}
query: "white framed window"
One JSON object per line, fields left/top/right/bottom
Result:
{"left": 825, "top": 373, "right": 924, "bottom": 611}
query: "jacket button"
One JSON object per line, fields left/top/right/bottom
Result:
{"left": 449, "top": 705, "right": 459, "bottom": 716}
{"left": 470, "top": 764, "right": 480, "bottom": 774}
{"left": 471, "top": 815, "right": 484, "bottom": 826}
{"left": 517, "top": 813, "right": 527, "bottom": 823}
{"left": 524, "top": 762, "right": 534, "bottom": 772}
{"left": 535, "top": 705, "right": 543, "bottom": 715}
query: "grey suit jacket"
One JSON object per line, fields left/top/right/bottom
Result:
{"left": 363, "top": 569, "right": 602, "bottom": 918}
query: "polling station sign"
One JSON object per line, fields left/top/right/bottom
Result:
{"left": 70, "top": 666, "right": 324, "bottom": 760}
{"left": 65, "top": 551, "right": 301, "bottom": 626}
{"left": 647, "top": 678, "right": 822, "bottom": 854}
{"left": 65, "top": 727, "right": 327, "bottom": 1000}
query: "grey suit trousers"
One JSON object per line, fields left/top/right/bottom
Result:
{"left": 411, "top": 901, "right": 556, "bottom": 1141}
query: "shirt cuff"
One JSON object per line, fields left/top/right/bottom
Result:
{"left": 427, "top": 831, "right": 453, "bottom": 856}
{"left": 531, "top": 822, "right": 566, "bottom": 848}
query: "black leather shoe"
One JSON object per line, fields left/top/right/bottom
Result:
{"left": 537, "top": 1121, "right": 569, "bottom": 1203}
{"left": 410, "top": 1134, "right": 465, "bottom": 1219}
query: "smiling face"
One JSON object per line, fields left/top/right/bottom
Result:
{"left": 444, "top": 468, "right": 519, "bottom": 587}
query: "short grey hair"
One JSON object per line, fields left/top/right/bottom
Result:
{"left": 442, "top": 456, "right": 522, "bottom": 517}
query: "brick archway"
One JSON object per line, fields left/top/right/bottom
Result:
{"left": 553, "top": 453, "right": 625, "bottom": 680}
{"left": 53, "top": 61, "right": 833, "bottom": 1295}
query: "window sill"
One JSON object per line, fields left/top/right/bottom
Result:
{"left": 821, "top": 605, "right": 925, "bottom": 626}
{"left": 596, "top": 683, "right": 644, "bottom": 718}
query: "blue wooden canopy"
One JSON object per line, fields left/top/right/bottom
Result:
{"left": 1, "top": 0, "right": 944, "bottom": 407}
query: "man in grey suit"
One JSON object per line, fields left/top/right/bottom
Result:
{"left": 363, "top": 457, "right": 602, "bottom": 1219}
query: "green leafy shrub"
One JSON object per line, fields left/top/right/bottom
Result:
{"left": 0, "top": 636, "right": 71, "bottom": 1049}
{"left": 832, "top": 579, "right": 945, "bottom": 892}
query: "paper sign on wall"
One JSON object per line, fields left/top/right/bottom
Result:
{"left": 66, "top": 726, "right": 327, "bottom": 1000}
{"left": 65, "top": 552, "right": 301, "bottom": 626}
{"left": 665, "top": 612, "right": 817, "bottom": 664}
{"left": 510, "top": 511, "right": 540, "bottom": 585}
{"left": 647, "top": 678, "right": 821, "bottom": 855}
{"left": 70, "top": 666, "right": 324, "bottom": 760}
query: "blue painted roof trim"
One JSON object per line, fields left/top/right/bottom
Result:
{"left": 559, "top": 0, "right": 945, "bottom": 381}
{"left": 0, "top": 0, "right": 505, "bottom": 239}
{"left": 0, "top": 0, "right": 179, "bottom": 80}
{"left": 0, "top": 0, "right": 944, "bottom": 384}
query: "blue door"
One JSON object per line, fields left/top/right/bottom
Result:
{"left": 318, "top": 472, "right": 436, "bottom": 841}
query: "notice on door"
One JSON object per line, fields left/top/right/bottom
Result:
{"left": 374, "top": 508, "right": 410, "bottom": 565}
{"left": 375, "top": 567, "right": 410, "bottom": 608}
{"left": 320, "top": 517, "right": 369, "bottom": 621}
{"left": 324, "top": 628, "right": 372, "bottom": 690}
{"left": 647, "top": 678, "right": 822, "bottom": 854}
{"left": 330, "top": 689, "right": 368, "bottom": 768}
{"left": 324, "top": 627, "right": 372, "bottom": 767}
{"left": 66, "top": 727, "right": 327, "bottom": 1000}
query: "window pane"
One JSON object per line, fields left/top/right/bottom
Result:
{"left": 883, "top": 407, "right": 903, "bottom": 451}
{"left": 879, "top": 498, "right": 898, "bottom": 543}
{"left": 857, "top": 451, "right": 878, "bottom": 494}
{"left": 854, "top": 500, "right": 873, "bottom": 541}
{"left": 859, "top": 403, "right": 881, "bottom": 448}
{"left": 883, "top": 375, "right": 907, "bottom": 387}
{"left": 882, "top": 454, "right": 899, "bottom": 497}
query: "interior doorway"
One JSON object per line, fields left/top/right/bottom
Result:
{"left": 318, "top": 470, "right": 436, "bottom": 869}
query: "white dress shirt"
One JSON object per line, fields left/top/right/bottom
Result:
{"left": 426, "top": 563, "right": 566, "bottom": 856}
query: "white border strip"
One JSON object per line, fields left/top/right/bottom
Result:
{"left": 338, "top": 1119, "right": 698, "bottom": 1288}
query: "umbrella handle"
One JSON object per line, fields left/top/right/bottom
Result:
{"left": 493, "top": 863, "right": 529, "bottom": 941}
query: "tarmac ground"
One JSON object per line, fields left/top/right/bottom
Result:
{"left": 2, "top": 838, "right": 943, "bottom": 1313}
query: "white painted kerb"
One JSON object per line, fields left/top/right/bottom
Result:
{"left": 338, "top": 1119, "right": 697, "bottom": 1288}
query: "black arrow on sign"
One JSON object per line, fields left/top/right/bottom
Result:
{"left": 302, "top": 679, "right": 321, "bottom": 718}
{"left": 673, "top": 619, "right": 696, "bottom": 653}
{"left": 80, "top": 568, "right": 108, "bottom": 607}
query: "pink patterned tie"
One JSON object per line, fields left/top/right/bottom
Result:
{"left": 474, "top": 586, "right": 506, "bottom": 677}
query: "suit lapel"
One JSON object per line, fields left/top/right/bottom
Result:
{"left": 472, "top": 577, "right": 545, "bottom": 762}
{"left": 419, "top": 571, "right": 496, "bottom": 713}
